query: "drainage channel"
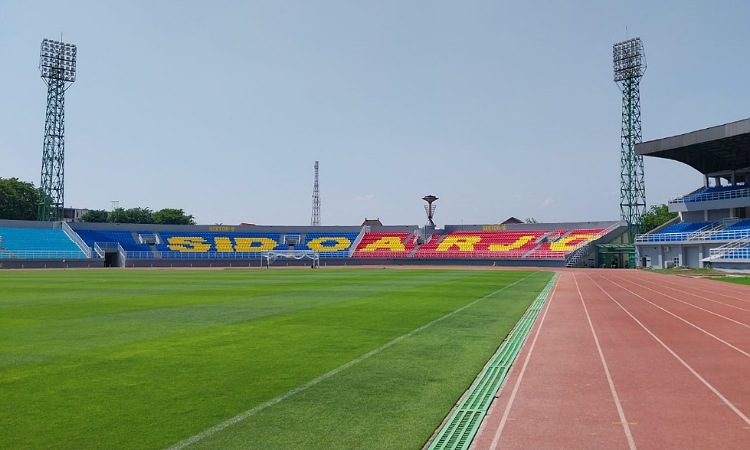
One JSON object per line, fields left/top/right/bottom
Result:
{"left": 426, "top": 273, "right": 558, "bottom": 450}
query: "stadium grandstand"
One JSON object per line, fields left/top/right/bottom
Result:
{"left": 0, "top": 218, "right": 627, "bottom": 269}
{"left": 635, "top": 118, "right": 750, "bottom": 271}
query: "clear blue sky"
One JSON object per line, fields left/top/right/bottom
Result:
{"left": 2, "top": 1, "right": 749, "bottom": 226}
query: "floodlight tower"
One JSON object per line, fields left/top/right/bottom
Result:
{"left": 311, "top": 161, "right": 321, "bottom": 226}
{"left": 422, "top": 195, "right": 438, "bottom": 228}
{"left": 613, "top": 37, "right": 646, "bottom": 239}
{"left": 38, "top": 38, "right": 77, "bottom": 221}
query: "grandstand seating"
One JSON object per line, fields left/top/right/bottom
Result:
{"left": 525, "top": 230, "right": 568, "bottom": 259}
{"left": 353, "top": 232, "right": 415, "bottom": 257}
{"left": 638, "top": 222, "right": 714, "bottom": 242}
{"left": 0, "top": 222, "right": 619, "bottom": 264}
{"left": 413, "top": 230, "right": 549, "bottom": 258}
{"left": 676, "top": 185, "right": 750, "bottom": 203}
{"left": 76, "top": 229, "right": 153, "bottom": 253}
{"left": 72, "top": 229, "right": 359, "bottom": 259}
{"left": 659, "top": 222, "right": 713, "bottom": 234}
{"left": 303, "top": 232, "right": 358, "bottom": 256}
{"left": 526, "top": 228, "right": 604, "bottom": 258}
{"left": 0, "top": 227, "right": 87, "bottom": 259}
{"left": 156, "top": 231, "right": 285, "bottom": 258}
{"left": 707, "top": 220, "right": 750, "bottom": 240}
{"left": 723, "top": 245, "right": 750, "bottom": 260}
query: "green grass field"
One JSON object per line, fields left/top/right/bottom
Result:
{"left": 0, "top": 268, "right": 552, "bottom": 449}
{"left": 721, "top": 277, "right": 750, "bottom": 286}
{"left": 652, "top": 268, "right": 750, "bottom": 285}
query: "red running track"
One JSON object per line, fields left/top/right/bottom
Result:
{"left": 471, "top": 269, "right": 750, "bottom": 449}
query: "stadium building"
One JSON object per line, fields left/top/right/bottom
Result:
{"left": 0, "top": 218, "right": 627, "bottom": 269}
{"left": 635, "top": 117, "right": 750, "bottom": 271}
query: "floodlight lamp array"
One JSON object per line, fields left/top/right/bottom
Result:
{"left": 40, "top": 39, "right": 77, "bottom": 82}
{"left": 613, "top": 37, "right": 645, "bottom": 82}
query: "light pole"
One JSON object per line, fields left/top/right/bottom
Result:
{"left": 613, "top": 37, "right": 647, "bottom": 240}
{"left": 38, "top": 38, "right": 77, "bottom": 221}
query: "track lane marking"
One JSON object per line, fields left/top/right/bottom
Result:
{"left": 601, "top": 277, "right": 750, "bottom": 359}
{"left": 612, "top": 274, "right": 750, "bottom": 322}
{"left": 644, "top": 275, "right": 750, "bottom": 304}
{"left": 165, "top": 272, "right": 541, "bottom": 450}
{"left": 574, "top": 274, "right": 636, "bottom": 450}
{"left": 487, "top": 273, "right": 559, "bottom": 450}
{"left": 587, "top": 274, "right": 750, "bottom": 428}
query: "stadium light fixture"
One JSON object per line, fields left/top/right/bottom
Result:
{"left": 613, "top": 37, "right": 645, "bottom": 82}
{"left": 40, "top": 38, "right": 77, "bottom": 82}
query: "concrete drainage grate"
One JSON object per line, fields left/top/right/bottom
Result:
{"left": 427, "top": 273, "right": 558, "bottom": 450}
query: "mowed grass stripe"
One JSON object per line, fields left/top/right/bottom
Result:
{"left": 0, "top": 269, "right": 457, "bottom": 365}
{"left": 0, "top": 268, "right": 551, "bottom": 449}
{"left": 168, "top": 271, "right": 538, "bottom": 449}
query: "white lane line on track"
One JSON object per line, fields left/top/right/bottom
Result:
{"left": 165, "top": 272, "right": 539, "bottom": 450}
{"left": 603, "top": 277, "right": 750, "bottom": 359}
{"left": 575, "top": 274, "right": 637, "bottom": 450}
{"left": 650, "top": 276, "right": 750, "bottom": 304}
{"left": 588, "top": 274, "right": 750, "bottom": 428}
{"left": 615, "top": 274, "right": 750, "bottom": 316}
{"left": 487, "top": 273, "right": 559, "bottom": 450}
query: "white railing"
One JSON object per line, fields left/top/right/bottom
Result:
{"left": 118, "top": 245, "right": 127, "bottom": 267}
{"left": 637, "top": 228, "right": 750, "bottom": 243}
{"left": 708, "top": 238, "right": 750, "bottom": 260}
{"left": 349, "top": 227, "right": 368, "bottom": 257}
{"left": 93, "top": 243, "right": 106, "bottom": 258}
{"left": 61, "top": 222, "right": 92, "bottom": 258}
{"left": 712, "top": 248, "right": 750, "bottom": 260}
{"left": 636, "top": 232, "right": 693, "bottom": 242}
{"left": 0, "top": 250, "right": 89, "bottom": 259}
{"left": 707, "top": 229, "right": 750, "bottom": 241}
{"left": 565, "top": 245, "right": 590, "bottom": 267}
{"left": 687, "top": 222, "right": 724, "bottom": 240}
{"left": 669, "top": 186, "right": 750, "bottom": 204}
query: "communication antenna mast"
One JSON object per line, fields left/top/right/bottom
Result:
{"left": 613, "top": 37, "right": 646, "bottom": 239}
{"left": 311, "top": 161, "right": 321, "bottom": 226}
{"left": 38, "top": 38, "right": 77, "bottom": 221}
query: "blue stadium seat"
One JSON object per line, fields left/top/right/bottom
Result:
{"left": 0, "top": 227, "right": 87, "bottom": 259}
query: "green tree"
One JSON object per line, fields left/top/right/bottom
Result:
{"left": 80, "top": 209, "right": 110, "bottom": 223}
{"left": 153, "top": 208, "right": 195, "bottom": 225}
{"left": 638, "top": 204, "right": 677, "bottom": 233}
{"left": 0, "top": 177, "right": 39, "bottom": 220}
{"left": 108, "top": 207, "right": 154, "bottom": 224}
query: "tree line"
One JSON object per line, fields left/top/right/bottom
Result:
{"left": 0, "top": 177, "right": 195, "bottom": 225}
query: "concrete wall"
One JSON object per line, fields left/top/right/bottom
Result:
{"left": 636, "top": 242, "right": 716, "bottom": 269}
{"left": 0, "top": 259, "right": 105, "bottom": 269}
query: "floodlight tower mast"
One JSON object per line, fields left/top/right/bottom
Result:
{"left": 38, "top": 38, "right": 77, "bottom": 222}
{"left": 311, "top": 161, "right": 321, "bottom": 226}
{"left": 613, "top": 37, "right": 646, "bottom": 240}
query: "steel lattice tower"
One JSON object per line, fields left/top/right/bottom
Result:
{"left": 38, "top": 38, "right": 76, "bottom": 221}
{"left": 311, "top": 161, "right": 321, "bottom": 226}
{"left": 613, "top": 38, "right": 646, "bottom": 238}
